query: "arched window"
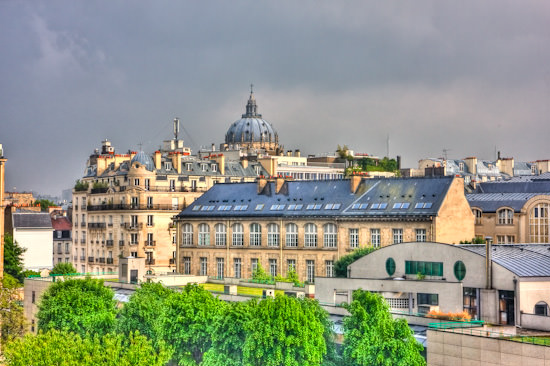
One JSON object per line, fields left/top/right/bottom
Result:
{"left": 250, "top": 223, "right": 262, "bottom": 246}
{"left": 305, "top": 223, "right": 317, "bottom": 247}
{"left": 232, "top": 223, "right": 244, "bottom": 246}
{"left": 267, "top": 223, "right": 280, "bottom": 247}
{"left": 535, "top": 301, "right": 549, "bottom": 316}
{"left": 182, "top": 223, "right": 193, "bottom": 246}
{"left": 323, "top": 223, "right": 337, "bottom": 248}
{"left": 497, "top": 208, "right": 513, "bottom": 225}
{"left": 472, "top": 208, "right": 482, "bottom": 225}
{"left": 198, "top": 224, "right": 210, "bottom": 246}
{"left": 215, "top": 223, "right": 226, "bottom": 246}
{"left": 530, "top": 203, "right": 550, "bottom": 243}
{"left": 285, "top": 223, "right": 298, "bottom": 247}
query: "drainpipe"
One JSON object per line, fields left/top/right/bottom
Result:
{"left": 513, "top": 278, "right": 520, "bottom": 328}
{"left": 485, "top": 236, "right": 492, "bottom": 289}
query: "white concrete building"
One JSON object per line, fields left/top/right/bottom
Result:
{"left": 12, "top": 211, "right": 53, "bottom": 271}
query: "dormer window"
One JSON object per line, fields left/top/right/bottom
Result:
{"left": 201, "top": 164, "right": 208, "bottom": 172}
{"left": 212, "top": 164, "right": 217, "bottom": 172}
{"left": 133, "top": 179, "right": 139, "bottom": 186}
{"left": 459, "top": 162, "right": 464, "bottom": 171}
{"left": 164, "top": 162, "right": 172, "bottom": 170}
{"left": 186, "top": 163, "right": 192, "bottom": 171}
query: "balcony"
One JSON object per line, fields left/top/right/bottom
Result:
{"left": 88, "top": 256, "right": 94, "bottom": 263}
{"left": 88, "top": 222, "right": 106, "bottom": 229}
{"left": 145, "top": 240, "right": 156, "bottom": 247}
{"left": 98, "top": 257, "right": 106, "bottom": 263}
{"left": 169, "top": 258, "right": 175, "bottom": 265}
{"left": 106, "top": 240, "right": 114, "bottom": 247}
{"left": 73, "top": 256, "right": 78, "bottom": 261}
{"left": 57, "top": 250, "right": 63, "bottom": 254}
{"left": 81, "top": 222, "right": 86, "bottom": 227}
{"left": 119, "top": 240, "right": 125, "bottom": 246}
{"left": 80, "top": 239, "right": 86, "bottom": 244}
{"left": 87, "top": 203, "right": 187, "bottom": 211}
{"left": 90, "top": 187, "right": 108, "bottom": 194}
{"left": 107, "top": 258, "right": 114, "bottom": 264}
{"left": 146, "top": 259, "right": 156, "bottom": 265}
{"left": 80, "top": 256, "right": 86, "bottom": 261}
{"left": 80, "top": 205, "right": 87, "bottom": 210}
{"left": 120, "top": 222, "right": 143, "bottom": 230}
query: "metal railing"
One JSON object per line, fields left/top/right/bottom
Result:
{"left": 106, "top": 258, "right": 114, "bottom": 264}
{"left": 87, "top": 203, "right": 187, "bottom": 211}
{"left": 106, "top": 240, "right": 114, "bottom": 247}
{"left": 145, "top": 240, "right": 156, "bottom": 247}
{"left": 88, "top": 222, "right": 106, "bottom": 229}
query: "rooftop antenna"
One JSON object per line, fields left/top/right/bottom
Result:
{"left": 386, "top": 134, "right": 390, "bottom": 158}
{"left": 442, "top": 148, "right": 451, "bottom": 160}
{"left": 138, "top": 142, "right": 143, "bottom": 151}
{"left": 250, "top": 83, "right": 254, "bottom": 93}
{"left": 173, "top": 118, "right": 180, "bottom": 140}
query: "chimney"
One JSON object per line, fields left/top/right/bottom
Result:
{"left": 485, "top": 236, "right": 492, "bottom": 289}
{"left": 464, "top": 157, "right": 477, "bottom": 176}
{"left": 287, "top": 150, "right": 292, "bottom": 157}
{"left": 350, "top": 175, "right": 362, "bottom": 193}
{"left": 257, "top": 177, "right": 267, "bottom": 194}
{"left": 96, "top": 156, "right": 107, "bottom": 176}
{"left": 241, "top": 158, "right": 248, "bottom": 169}
{"left": 154, "top": 151, "right": 162, "bottom": 170}
{"left": 294, "top": 149, "right": 301, "bottom": 157}
{"left": 276, "top": 177, "right": 285, "bottom": 194}
{"left": 211, "top": 143, "right": 216, "bottom": 152}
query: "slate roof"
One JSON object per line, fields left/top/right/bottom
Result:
{"left": 177, "top": 176, "right": 455, "bottom": 219}
{"left": 459, "top": 244, "right": 550, "bottom": 277}
{"left": 12, "top": 212, "right": 53, "bottom": 229}
{"left": 466, "top": 173, "right": 550, "bottom": 212}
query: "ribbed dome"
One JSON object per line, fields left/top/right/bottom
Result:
{"left": 225, "top": 89, "right": 278, "bottom": 145}
{"left": 131, "top": 151, "right": 155, "bottom": 171}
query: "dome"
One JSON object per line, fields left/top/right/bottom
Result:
{"left": 131, "top": 151, "right": 155, "bottom": 171}
{"left": 225, "top": 89, "right": 278, "bottom": 145}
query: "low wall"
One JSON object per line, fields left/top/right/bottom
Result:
{"left": 428, "top": 329, "right": 550, "bottom": 365}
{"left": 521, "top": 313, "right": 550, "bottom": 332}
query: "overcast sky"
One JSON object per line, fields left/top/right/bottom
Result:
{"left": 1, "top": 1, "right": 549, "bottom": 196}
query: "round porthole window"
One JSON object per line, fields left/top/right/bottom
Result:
{"left": 454, "top": 261, "right": 466, "bottom": 281}
{"left": 386, "top": 258, "right": 396, "bottom": 276}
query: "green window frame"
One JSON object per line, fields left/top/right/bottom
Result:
{"left": 454, "top": 261, "right": 466, "bottom": 281}
{"left": 405, "top": 260, "right": 443, "bottom": 276}
{"left": 385, "top": 258, "right": 396, "bottom": 276}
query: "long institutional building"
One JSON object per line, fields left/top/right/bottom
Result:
{"left": 72, "top": 90, "right": 343, "bottom": 274}
{"left": 174, "top": 175, "right": 475, "bottom": 282}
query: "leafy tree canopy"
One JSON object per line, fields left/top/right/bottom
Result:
{"left": 243, "top": 296, "right": 327, "bottom": 366}
{"left": 34, "top": 199, "right": 56, "bottom": 211}
{"left": 0, "top": 273, "right": 26, "bottom": 346}
{"left": 4, "top": 233, "right": 26, "bottom": 283}
{"left": 50, "top": 262, "right": 77, "bottom": 275}
{"left": 74, "top": 179, "right": 89, "bottom": 191}
{"left": 334, "top": 247, "right": 377, "bottom": 278}
{"left": 252, "top": 263, "right": 273, "bottom": 283}
{"left": 3, "top": 330, "right": 171, "bottom": 366}
{"left": 342, "top": 290, "right": 425, "bottom": 366}
{"left": 116, "top": 282, "right": 174, "bottom": 351}
{"left": 159, "top": 283, "right": 227, "bottom": 365}
{"left": 37, "top": 278, "right": 117, "bottom": 338}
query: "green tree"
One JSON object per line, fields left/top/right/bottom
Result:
{"left": 3, "top": 329, "right": 171, "bottom": 366}
{"left": 0, "top": 274, "right": 26, "bottom": 346}
{"left": 334, "top": 247, "right": 377, "bottom": 278}
{"left": 159, "top": 284, "right": 227, "bottom": 365}
{"left": 342, "top": 290, "right": 425, "bottom": 366}
{"left": 4, "top": 233, "right": 26, "bottom": 283}
{"left": 37, "top": 278, "right": 117, "bottom": 338}
{"left": 202, "top": 300, "right": 256, "bottom": 366}
{"left": 34, "top": 199, "right": 56, "bottom": 211}
{"left": 243, "top": 296, "right": 327, "bottom": 366}
{"left": 49, "top": 262, "right": 77, "bottom": 275}
{"left": 74, "top": 179, "right": 89, "bottom": 192}
{"left": 116, "top": 282, "right": 173, "bottom": 350}
{"left": 252, "top": 262, "right": 272, "bottom": 282}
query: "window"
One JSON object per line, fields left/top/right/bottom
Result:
{"left": 454, "top": 261, "right": 466, "bottom": 281}
{"left": 131, "top": 197, "right": 138, "bottom": 209}
{"left": 255, "top": 204, "right": 264, "bottom": 211}
{"left": 416, "top": 229, "right": 426, "bottom": 242}
{"left": 147, "top": 215, "right": 153, "bottom": 227}
{"left": 267, "top": 223, "right": 280, "bottom": 247}
{"left": 131, "top": 215, "right": 138, "bottom": 227}
{"left": 473, "top": 209, "right": 482, "bottom": 225}
{"left": 146, "top": 233, "right": 154, "bottom": 246}
{"left": 170, "top": 179, "right": 176, "bottom": 191}
{"left": 200, "top": 257, "right": 208, "bottom": 276}
{"left": 182, "top": 223, "right": 193, "bottom": 246}
{"left": 232, "top": 223, "right": 244, "bottom": 246}
{"left": 251, "top": 258, "right": 259, "bottom": 274}
{"left": 349, "top": 228, "right": 359, "bottom": 248}
{"left": 386, "top": 258, "right": 396, "bottom": 276}
{"left": 144, "top": 178, "right": 150, "bottom": 190}
{"left": 323, "top": 223, "right": 337, "bottom": 248}
{"left": 215, "top": 223, "right": 226, "bottom": 246}
{"left": 216, "top": 258, "right": 224, "bottom": 279}
{"left": 212, "top": 164, "right": 217, "bottom": 172}
{"left": 287, "top": 259, "right": 296, "bottom": 273}
{"left": 130, "top": 233, "right": 138, "bottom": 245}
{"left": 498, "top": 208, "right": 514, "bottom": 225}
{"left": 134, "top": 178, "right": 140, "bottom": 186}
{"left": 306, "top": 204, "right": 322, "bottom": 210}
{"left": 269, "top": 259, "right": 277, "bottom": 277}
{"left": 147, "top": 197, "right": 153, "bottom": 209}
{"left": 234, "top": 258, "right": 242, "bottom": 279}
{"left": 305, "top": 223, "right": 318, "bottom": 247}
{"left": 535, "top": 302, "right": 549, "bottom": 316}
{"left": 418, "top": 293, "right": 439, "bottom": 306}
{"left": 285, "top": 223, "right": 298, "bottom": 247}
{"left": 183, "top": 257, "right": 191, "bottom": 275}
{"left": 463, "top": 288, "right": 478, "bottom": 319}
{"left": 131, "top": 251, "right": 137, "bottom": 258}
{"left": 198, "top": 224, "right": 210, "bottom": 246}
{"left": 405, "top": 261, "right": 443, "bottom": 276}
{"left": 325, "top": 260, "right": 334, "bottom": 278}
{"left": 371, "top": 229, "right": 380, "bottom": 248}
{"left": 392, "top": 228, "right": 403, "bottom": 244}
{"left": 530, "top": 203, "right": 549, "bottom": 243}
{"left": 32, "top": 291, "right": 36, "bottom": 304}
{"left": 496, "top": 235, "right": 515, "bottom": 244}
{"left": 250, "top": 223, "right": 262, "bottom": 246}
{"left": 306, "top": 260, "right": 315, "bottom": 283}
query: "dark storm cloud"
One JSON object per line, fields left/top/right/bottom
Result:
{"left": 1, "top": 1, "right": 549, "bottom": 195}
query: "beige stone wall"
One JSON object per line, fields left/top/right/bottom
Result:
{"left": 428, "top": 329, "right": 550, "bottom": 366}
{"left": 434, "top": 178, "right": 475, "bottom": 244}
{"left": 519, "top": 280, "right": 550, "bottom": 315}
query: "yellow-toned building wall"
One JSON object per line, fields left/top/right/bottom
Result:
{"left": 434, "top": 178, "right": 475, "bottom": 243}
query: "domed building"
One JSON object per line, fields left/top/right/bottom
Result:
{"left": 223, "top": 88, "right": 282, "bottom": 155}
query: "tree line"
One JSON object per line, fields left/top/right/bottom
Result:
{"left": 3, "top": 278, "right": 425, "bottom": 366}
